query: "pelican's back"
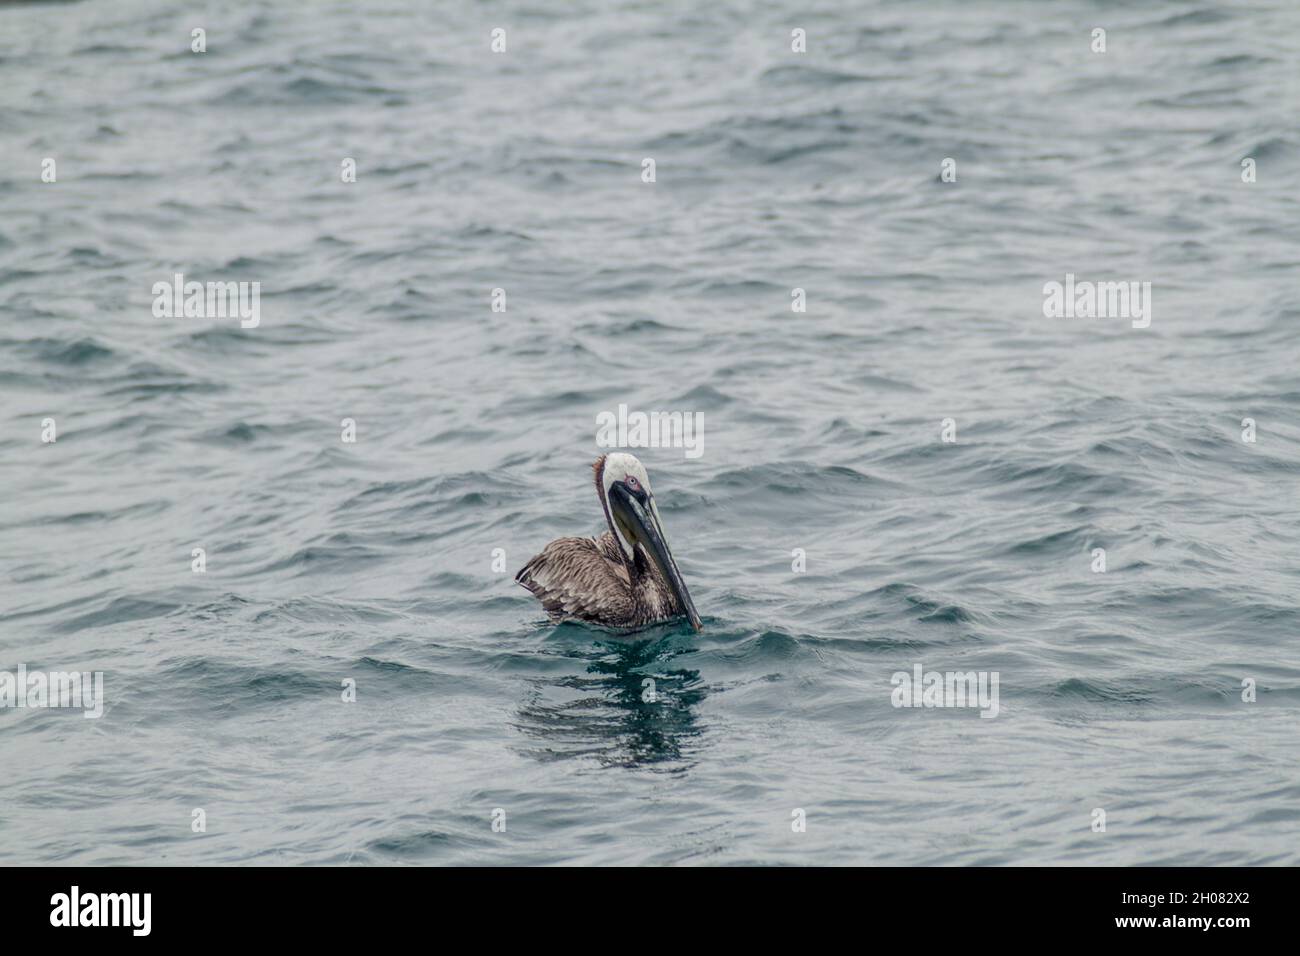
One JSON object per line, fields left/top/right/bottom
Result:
{"left": 516, "top": 533, "right": 633, "bottom": 626}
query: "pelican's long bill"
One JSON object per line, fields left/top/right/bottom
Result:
{"left": 608, "top": 482, "right": 702, "bottom": 632}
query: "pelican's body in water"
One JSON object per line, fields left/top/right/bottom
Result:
{"left": 516, "top": 453, "right": 702, "bottom": 632}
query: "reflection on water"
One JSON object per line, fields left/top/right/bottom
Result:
{"left": 514, "top": 627, "right": 706, "bottom": 770}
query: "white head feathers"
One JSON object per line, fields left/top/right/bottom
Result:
{"left": 596, "top": 452, "right": 655, "bottom": 562}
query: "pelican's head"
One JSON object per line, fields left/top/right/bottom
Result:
{"left": 595, "top": 453, "right": 702, "bottom": 632}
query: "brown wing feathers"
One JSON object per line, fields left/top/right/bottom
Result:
{"left": 515, "top": 533, "right": 632, "bottom": 625}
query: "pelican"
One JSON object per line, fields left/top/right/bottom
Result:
{"left": 516, "top": 453, "right": 702, "bottom": 632}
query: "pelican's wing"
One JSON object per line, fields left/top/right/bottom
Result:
{"left": 515, "top": 533, "right": 632, "bottom": 625}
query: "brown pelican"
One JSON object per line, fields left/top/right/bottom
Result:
{"left": 516, "top": 453, "right": 702, "bottom": 632}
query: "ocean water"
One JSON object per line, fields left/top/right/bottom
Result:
{"left": 2, "top": 0, "right": 1299, "bottom": 866}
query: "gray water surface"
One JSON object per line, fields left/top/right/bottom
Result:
{"left": 1, "top": 0, "right": 1298, "bottom": 865}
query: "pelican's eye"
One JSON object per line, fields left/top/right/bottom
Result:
{"left": 625, "top": 475, "right": 641, "bottom": 493}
